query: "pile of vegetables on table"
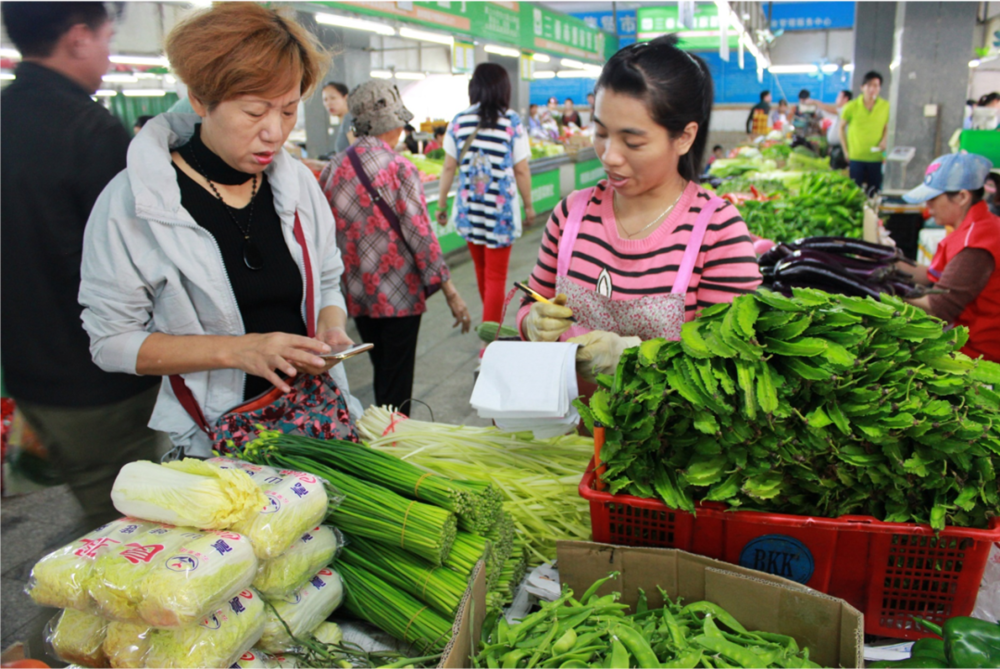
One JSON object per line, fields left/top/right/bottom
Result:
{"left": 759, "top": 236, "right": 924, "bottom": 299}
{"left": 735, "top": 172, "right": 866, "bottom": 240}
{"left": 475, "top": 573, "right": 822, "bottom": 669}
{"left": 578, "top": 288, "right": 1000, "bottom": 530}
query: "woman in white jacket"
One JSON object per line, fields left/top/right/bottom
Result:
{"left": 79, "top": 3, "right": 361, "bottom": 457}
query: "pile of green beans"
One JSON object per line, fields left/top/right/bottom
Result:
{"left": 475, "top": 574, "right": 821, "bottom": 669}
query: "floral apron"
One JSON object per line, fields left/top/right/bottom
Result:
{"left": 556, "top": 187, "right": 725, "bottom": 342}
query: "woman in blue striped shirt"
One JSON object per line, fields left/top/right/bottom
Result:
{"left": 436, "top": 64, "right": 535, "bottom": 327}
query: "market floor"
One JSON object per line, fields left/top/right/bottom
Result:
{"left": 0, "top": 220, "right": 548, "bottom": 653}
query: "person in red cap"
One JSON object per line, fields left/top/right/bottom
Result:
{"left": 902, "top": 153, "right": 1000, "bottom": 362}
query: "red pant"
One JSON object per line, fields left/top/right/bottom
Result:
{"left": 467, "top": 242, "right": 512, "bottom": 324}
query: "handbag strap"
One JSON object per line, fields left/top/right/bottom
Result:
{"left": 170, "top": 210, "right": 315, "bottom": 435}
{"left": 672, "top": 195, "right": 725, "bottom": 296}
{"left": 457, "top": 123, "right": 481, "bottom": 165}
{"left": 346, "top": 146, "right": 418, "bottom": 261}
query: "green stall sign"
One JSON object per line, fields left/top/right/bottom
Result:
{"left": 319, "top": 2, "right": 616, "bottom": 63}
{"left": 530, "top": 169, "right": 562, "bottom": 213}
{"left": 575, "top": 158, "right": 605, "bottom": 190}
{"left": 636, "top": 5, "right": 739, "bottom": 51}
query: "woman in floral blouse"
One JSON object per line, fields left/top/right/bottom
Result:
{"left": 321, "top": 81, "right": 470, "bottom": 413}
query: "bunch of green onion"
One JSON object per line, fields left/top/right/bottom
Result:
{"left": 260, "top": 435, "right": 501, "bottom": 533}
{"left": 443, "top": 532, "right": 492, "bottom": 581}
{"left": 242, "top": 434, "right": 457, "bottom": 565}
{"left": 337, "top": 562, "right": 454, "bottom": 654}
{"left": 359, "top": 407, "right": 593, "bottom": 564}
{"left": 340, "top": 535, "right": 468, "bottom": 617}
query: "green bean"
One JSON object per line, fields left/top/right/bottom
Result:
{"left": 528, "top": 614, "right": 562, "bottom": 667}
{"left": 682, "top": 602, "right": 750, "bottom": 636}
{"left": 580, "top": 573, "right": 619, "bottom": 604}
{"left": 692, "top": 635, "right": 776, "bottom": 668}
{"left": 662, "top": 649, "right": 703, "bottom": 669}
{"left": 610, "top": 639, "right": 630, "bottom": 669}
{"left": 553, "top": 629, "right": 578, "bottom": 656}
{"left": 614, "top": 624, "right": 661, "bottom": 669}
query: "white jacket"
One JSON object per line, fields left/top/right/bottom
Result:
{"left": 79, "top": 113, "right": 361, "bottom": 456}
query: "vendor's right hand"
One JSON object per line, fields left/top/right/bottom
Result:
{"left": 229, "top": 333, "right": 332, "bottom": 393}
{"left": 523, "top": 294, "right": 575, "bottom": 342}
{"left": 435, "top": 208, "right": 449, "bottom": 226}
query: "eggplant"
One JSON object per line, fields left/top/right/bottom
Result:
{"left": 793, "top": 236, "right": 902, "bottom": 262}
{"left": 773, "top": 263, "right": 884, "bottom": 299}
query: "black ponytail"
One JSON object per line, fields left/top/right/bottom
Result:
{"left": 596, "top": 35, "right": 714, "bottom": 182}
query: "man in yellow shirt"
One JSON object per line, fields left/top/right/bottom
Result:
{"left": 840, "top": 71, "right": 890, "bottom": 195}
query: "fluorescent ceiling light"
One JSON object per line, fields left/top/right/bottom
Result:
{"left": 532, "top": 53, "right": 551, "bottom": 63}
{"left": 122, "top": 89, "right": 166, "bottom": 97}
{"left": 0, "top": 48, "right": 21, "bottom": 59}
{"left": 316, "top": 13, "right": 396, "bottom": 36}
{"left": 109, "top": 54, "right": 170, "bottom": 67}
{"left": 970, "top": 59, "right": 982, "bottom": 68}
{"left": 768, "top": 64, "right": 818, "bottom": 74}
{"left": 561, "top": 58, "right": 587, "bottom": 69}
{"left": 102, "top": 73, "right": 138, "bottom": 83}
{"left": 843, "top": 63, "right": 855, "bottom": 72}
{"left": 400, "top": 27, "right": 453, "bottom": 46}
{"left": 94, "top": 89, "right": 117, "bottom": 97}
{"left": 533, "top": 71, "right": 556, "bottom": 79}
{"left": 484, "top": 44, "right": 521, "bottom": 58}
{"left": 0, "top": 72, "right": 15, "bottom": 81}
{"left": 395, "top": 71, "right": 426, "bottom": 80}
{"left": 821, "top": 64, "right": 839, "bottom": 74}
{"left": 557, "top": 70, "right": 598, "bottom": 79}
{"left": 370, "top": 70, "right": 393, "bottom": 79}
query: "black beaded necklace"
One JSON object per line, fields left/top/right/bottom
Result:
{"left": 181, "top": 126, "right": 264, "bottom": 270}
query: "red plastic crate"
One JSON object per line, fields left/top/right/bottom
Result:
{"left": 580, "top": 461, "right": 1000, "bottom": 639}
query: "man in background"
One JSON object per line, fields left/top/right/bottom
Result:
{"left": 1, "top": 2, "right": 162, "bottom": 529}
{"left": 840, "top": 71, "right": 890, "bottom": 195}
{"left": 746, "top": 90, "right": 771, "bottom": 136}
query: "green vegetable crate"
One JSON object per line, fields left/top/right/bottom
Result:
{"left": 580, "top": 432, "right": 1000, "bottom": 641}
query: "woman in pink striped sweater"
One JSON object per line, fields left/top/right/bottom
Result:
{"left": 519, "top": 36, "right": 761, "bottom": 381}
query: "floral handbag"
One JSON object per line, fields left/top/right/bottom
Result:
{"left": 169, "top": 212, "right": 359, "bottom": 455}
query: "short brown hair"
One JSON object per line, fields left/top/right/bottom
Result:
{"left": 165, "top": 3, "right": 329, "bottom": 109}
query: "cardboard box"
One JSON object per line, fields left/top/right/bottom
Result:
{"left": 442, "top": 542, "right": 864, "bottom": 668}
{"left": 559, "top": 542, "right": 864, "bottom": 669}
{"left": 439, "top": 561, "right": 487, "bottom": 668}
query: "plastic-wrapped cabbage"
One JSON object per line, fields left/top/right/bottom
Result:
{"left": 112, "top": 459, "right": 265, "bottom": 530}
{"left": 138, "top": 529, "right": 258, "bottom": 627}
{"left": 258, "top": 569, "right": 344, "bottom": 653}
{"left": 103, "top": 621, "right": 151, "bottom": 669}
{"left": 207, "top": 457, "right": 281, "bottom": 482}
{"left": 27, "top": 518, "right": 158, "bottom": 611}
{"left": 88, "top": 525, "right": 194, "bottom": 623}
{"left": 228, "top": 649, "right": 267, "bottom": 669}
{"left": 47, "top": 609, "right": 108, "bottom": 667}
{"left": 310, "top": 622, "right": 342, "bottom": 645}
{"left": 144, "top": 589, "right": 265, "bottom": 669}
{"left": 253, "top": 526, "right": 341, "bottom": 598}
{"left": 234, "top": 468, "right": 330, "bottom": 560}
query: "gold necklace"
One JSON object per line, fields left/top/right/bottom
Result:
{"left": 613, "top": 187, "right": 685, "bottom": 239}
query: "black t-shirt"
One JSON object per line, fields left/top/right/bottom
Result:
{"left": 173, "top": 128, "right": 306, "bottom": 400}
{"left": 0, "top": 62, "right": 159, "bottom": 406}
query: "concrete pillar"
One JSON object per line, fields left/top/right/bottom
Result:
{"left": 852, "top": 2, "right": 896, "bottom": 92}
{"left": 886, "top": 2, "right": 977, "bottom": 188}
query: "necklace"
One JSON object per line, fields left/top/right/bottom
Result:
{"left": 613, "top": 187, "right": 685, "bottom": 239}
{"left": 185, "top": 146, "right": 263, "bottom": 270}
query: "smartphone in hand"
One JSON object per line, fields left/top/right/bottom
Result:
{"left": 318, "top": 343, "right": 373, "bottom": 361}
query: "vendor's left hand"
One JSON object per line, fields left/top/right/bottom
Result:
{"left": 568, "top": 330, "right": 642, "bottom": 382}
{"left": 296, "top": 326, "right": 355, "bottom": 374}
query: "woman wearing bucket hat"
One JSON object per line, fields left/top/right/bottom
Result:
{"left": 320, "top": 80, "right": 471, "bottom": 413}
{"left": 901, "top": 152, "right": 1000, "bottom": 363}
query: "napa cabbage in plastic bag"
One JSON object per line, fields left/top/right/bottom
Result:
{"left": 138, "top": 529, "right": 258, "bottom": 627}
{"left": 112, "top": 459, "right": 265, "bottom": 530}
{"left": 207, "top": 457, "right": 281, "bottom": 482}
{"left": 253, "top": 525, "right": 341, "bottom": 598}
{"left": 103, "top": 621, "right": 151, "bottom": 669}
{"left": 87, "top": 525, "right": 257, "bottom": 628}
{"left": 233, "top": 467, "right": 332, "bottom": 560}
{"left": 228, "top": 648, "right": 268, "bottom": 669}
{"left": 88, "top": 525, "right": 194, "bottom": 623}
{"left": 258, "top": 568, "right": 344, "bottom": 652}
{"left": 46, "top": 609, "right": 108, "bottom": 668}
{"left": 144, "top": 589, "right": 265, "bottom": 669}
{"left": 311, "top": 622, "right": 343, "bottom": 645}
{"left": 27, "top": 518, "right": 158, "bottom": 611}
